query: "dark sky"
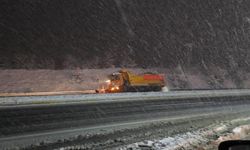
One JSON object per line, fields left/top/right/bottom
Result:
{"left": 0, "top": 0, "right": 250, "bottom": 69}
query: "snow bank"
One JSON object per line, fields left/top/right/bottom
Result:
{"left": 120, "top": 118, "right": 250, "bottom": 150}
{"left": 0, "top": 67, "right": 249, "bottom": 93}
{"left": 216, "top": 125, "right": 250, "bottom": 142}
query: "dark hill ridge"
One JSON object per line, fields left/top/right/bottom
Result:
{"left": 0, "top": 0, "right": 250, "bottom": 70}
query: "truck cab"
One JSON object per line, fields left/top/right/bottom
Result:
{"left": 106, "top": 72, "right": 124, "bottom": 93}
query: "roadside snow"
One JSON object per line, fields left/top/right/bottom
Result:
{"left": 120, "top": 127, "right": 217, "bottom": 150}
{"left": 216, "top": 125, "right": 250, "bottom": 142}
{"left": 1, "top": 67, "right": 249, "bottom": 93}
{"left": 1, "top": 89, "right": 250, "bottom": 106}
{"left": 120, "top": 118, "right": 250, "bottom": 150}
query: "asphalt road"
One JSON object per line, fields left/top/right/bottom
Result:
{"left": 0, "top": 90, "right": 250, "bottom": 149}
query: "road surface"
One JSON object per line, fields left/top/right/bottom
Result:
{"left": 0, "top": 90, "right": 250, "bottom": 149}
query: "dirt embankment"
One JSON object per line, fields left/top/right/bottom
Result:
{"left": 0, "top": 67, "right": 249, "bottom": 93}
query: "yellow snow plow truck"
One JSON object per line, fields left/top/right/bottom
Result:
{"left": 96, "top": 70, "right": 165, "bottom": 93}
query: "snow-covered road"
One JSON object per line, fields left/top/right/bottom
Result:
{"left": 0, "top": 89, "right": 250, "bottom": 149}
